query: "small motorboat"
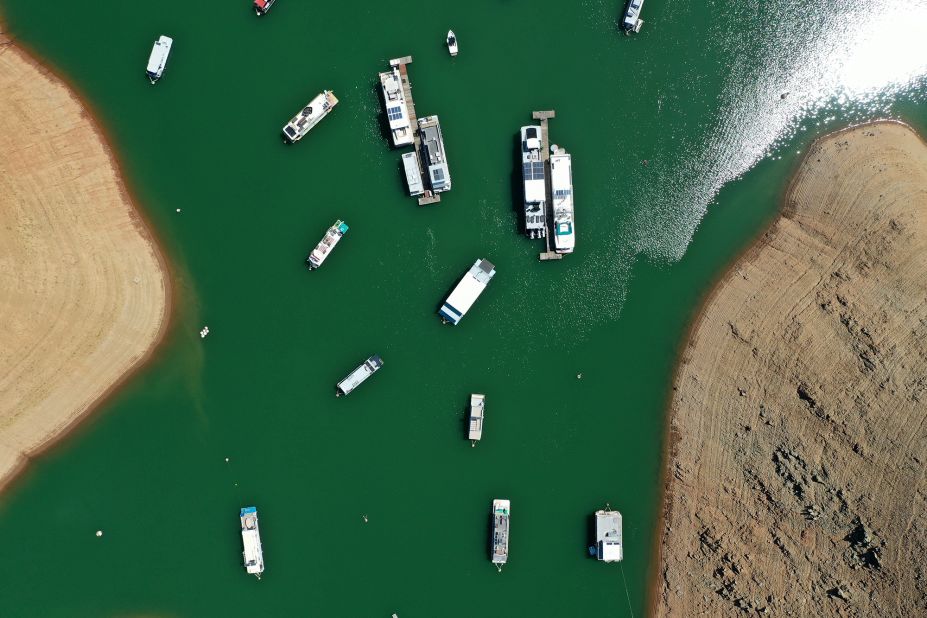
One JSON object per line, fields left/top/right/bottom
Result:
{"left": 446, "top": 30, "right": 458, "bottom": 57}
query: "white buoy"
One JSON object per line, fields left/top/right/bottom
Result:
{"left": 224, "top": 457, "right": 229, "bottom": 462}
{"left": 95, "top": 530, "right": 103, "bottom": 537}
{"left": 363, "top": 514, "right": 368, "bottom": 523}
{"left": 176, "top": 208, "right": 181, "bottom": 213}
{"left": 577, "top": 373, "right": 583, "bottom": 379}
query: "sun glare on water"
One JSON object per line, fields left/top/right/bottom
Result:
{"left": 630, "top": 0, "right": 927, "bottom": 263}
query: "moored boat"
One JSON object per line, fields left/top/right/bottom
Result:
{"left": 491, "top": 499, "right": 510, "bottom": 569}
{"left": 282, "top": 90, "right": 339, "bottom": 143}
{"left": 468, "top": 394, "right": 485, "bottom": 444}
{"left": 446, "top": 30, "right": 459, "bottom": 56}
{"left": 146, "top": 35, "right": 173, "bottom": 84}
{"left": 240, "top": 506, "right": 265, "bottom": 578}
{"left": 594, "top": 508, "right": 623, "bottom": 562}
{"left": 379, "top": 66, "right": 414, "bottom": 147}
{"left": 621, "top": 0, "right": 645, "bottom": 33}
{"left": 439, "top": 259, "right": 495, "bottom": 326}
{"left": 402, "top": 152, "right": 424, "bottom": 196}
{"left": 306, "top": 219, "right": 349, "bottom": 270}
{"left": 520, "top": 126, "right": 547, "bottom": 239}
{"left": 253, "top": 0, "right": 276, "bottom": 15}
{"left": 418, "top": 115, "right": 451, "bottom": 194}
{"left": 336, "top": 355, "right": 384, "bottom": 396}
{"left": 550, "top": 147, "right": 575, "bottom": 254}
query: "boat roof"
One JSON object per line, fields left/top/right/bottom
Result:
{"left": 379, "top": 69, "right": 411, "bottom": 131}
{"left": 401, "top": 152, "right": 424, "bottom": 195}
{"left": 146, "top": 37, "right": 172, "bottom": 74}
{"left": 623, "top": 0, "right": 644, "bottom": 26}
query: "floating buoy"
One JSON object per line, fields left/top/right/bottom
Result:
{"left": 363, "top": 514, "right": 368, "bottom": 523}
{"left": 95, "top": 530, "right": 103, "bottom": 537}
{"left": 577, "top": 373, "right": 583, "bottom": 379}
{"left": 176, "top": 208, "right": 181, "bottom": 213}
{"left": 225, "top": 457, "right": 229, "bottom": 462}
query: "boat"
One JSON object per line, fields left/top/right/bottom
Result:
{"left": 402, "top": 152, "right": 424, "bottom": 196}
{"left": 336, "top": 355, "right": 384, "bottom": 396}
{"left": 550, "top": 147, "right": 575, "bottom": 254}
{"left": 282, "top": 90, "right": 339, "bottom": 143}
{"left": 446, "top": 30, "right": 459, "bottom": 56}
{"left": 146, "top": 35, "right": 173, "bottom": 84}
{"left": 621, "top": 0, "right": 645, "bottom": 33}
{"left": 253, "top": 0, "right": 275, "bottom": 15}
{"left": 520, "top": 126, "right": 547, "bottom": 239}
{"left": 491, "top": 499, "right": 510, "bottom": 569}
{"left": 379, "top": 67, "right": 414, "bottom": 147}
{"left": 439, "top": 259, "right": 496, "bottom": 326}
{"left": 417, "top": 116, "right": 451, "bottom": 193}
{"left": 468, "top": 394, "right": 485, "bottom": 444}
{"left": 594, "top": 509, "right": 623, "bottom": 562}
{"left": 240, "top": 506, "right": 265, "bottom": 578}
{"left": 306, "top": 220, "right": 349, "bottom": 270}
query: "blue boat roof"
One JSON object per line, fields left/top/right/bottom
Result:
{"left": 240, "top": 506, "right": 257, "bottom": 515}
{"left": 338, "top": 222, "right": 349, "bottom": 233}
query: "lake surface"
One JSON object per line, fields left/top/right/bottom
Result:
{"left": 1, "top": 1, "right": 925, "bottom": 616}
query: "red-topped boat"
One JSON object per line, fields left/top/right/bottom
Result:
{"left": 254, "top": 0, "right": 275, "bottom": 16}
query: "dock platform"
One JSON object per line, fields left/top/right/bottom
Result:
{"left": 392, "top": 56, "right": 441, "bottom": 206}
{"left": 533, "top": 110, "right": 562, "bottom": 261}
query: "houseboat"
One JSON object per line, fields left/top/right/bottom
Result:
{"left": 402, "top": 152, "right": 425, "bottom": 196}
{"left": 306, "top": 220, "right": 349, "bottom": 270}
{"left": 336, "top": 355, "right": 384, "bottom": 396}
{"left": 594, "top": 508, "right": 623, "bottom": 562}
{"left": 240, "top": 506, "right": 265, "bottom": 577}
{"left": 550, "top": 148, "right": 575, "bottom": 253}
{"left": 439, "top": 259, "right": 495, "bottom": 326}
{"left": 621, "top": 0, "right": 645, "bottom": 32}
{"left": 520, "top": 126, "right": 547, "bottom": 239}
{"left": 146, "top": 36, "right": 173, "bottom": 84}
{"left": 379, "top": 67, "right": 414, "bottom": 147}
{"left": 418, "top": 116, "right": 451, "bottom": 194}
{"left": 468, "top": 394, "right": 485, "bottom": 444}
{"left": 491, "top": 499, "right": 510, "bottom": 570}
{"left": 282, "top": 90, "right": 338, "bottom": 143}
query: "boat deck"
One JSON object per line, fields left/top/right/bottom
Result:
{"left": 392, "top": 56, "right": 441, "bottom": 206}
{"left": 532, "top": 110, "right": 563, "bottom": 261}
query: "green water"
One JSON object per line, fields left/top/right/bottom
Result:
{"left": 1, "top": 0, "right": 925, "bottom": 616}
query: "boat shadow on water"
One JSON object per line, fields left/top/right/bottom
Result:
{"left": 585, "top": 511, "right": 599, "bottom": 559}
{"left": 509, "top": 131, "right": 526, "bottom": 236}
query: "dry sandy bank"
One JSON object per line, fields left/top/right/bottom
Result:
{"left": 0, "top": 41, "right": 169, "bottom": 491}
{"left": 654, "top": 122, "right": 927, "bottom": 616}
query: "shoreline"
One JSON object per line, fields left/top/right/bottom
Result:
{"left": 0, "top": 27, "right": 176, "bottom": 496}
{"left": 651, "top": 120, "right": 927, "bottom": 615}
{"left": 644, "top": 118, "right": 914, "bottom": 616}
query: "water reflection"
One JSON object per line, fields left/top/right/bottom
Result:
{"left": 632, "top": 0, "right": 927, "bottom": 262}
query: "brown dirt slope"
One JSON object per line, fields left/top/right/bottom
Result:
{"left": 0, "top": 44, "right": 169, "bottom": 489}
{"left": 655, "top": 122, "right": 927, "bottom": 617}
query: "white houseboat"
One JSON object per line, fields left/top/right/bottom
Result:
{"left": 550, "top": 148, "right": 575, "bottom": 253}
{"left": 469, "top": 394, "right": 485, "bottom": 444}
{"left": 306, "top": 220, "right": 349, "bottom": 270}
{"left": 520, "top": 126, "right": 547, "bottom": 239}
{"left": 594, "top": 509, "right": 623, "bottom": 562}
{"left": 282, "top": 90, "right": 338, "bottom": 143}
{"left": 240, "top": 506, "right": 265, "bottom": 577}
{"left": 439, "top": 259, "right": 495, "bottom": 326}
{"left": 621, "top": 0, "right": 645, "bottom": 32}
{"left": 379, "top": 67, "right": 414, "bottom": 147}
{"left": 336, "top": 355, "right": 384, "bottom": 396}
{"left": 146, "top": 36, "right": 173, "bottom": 84}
